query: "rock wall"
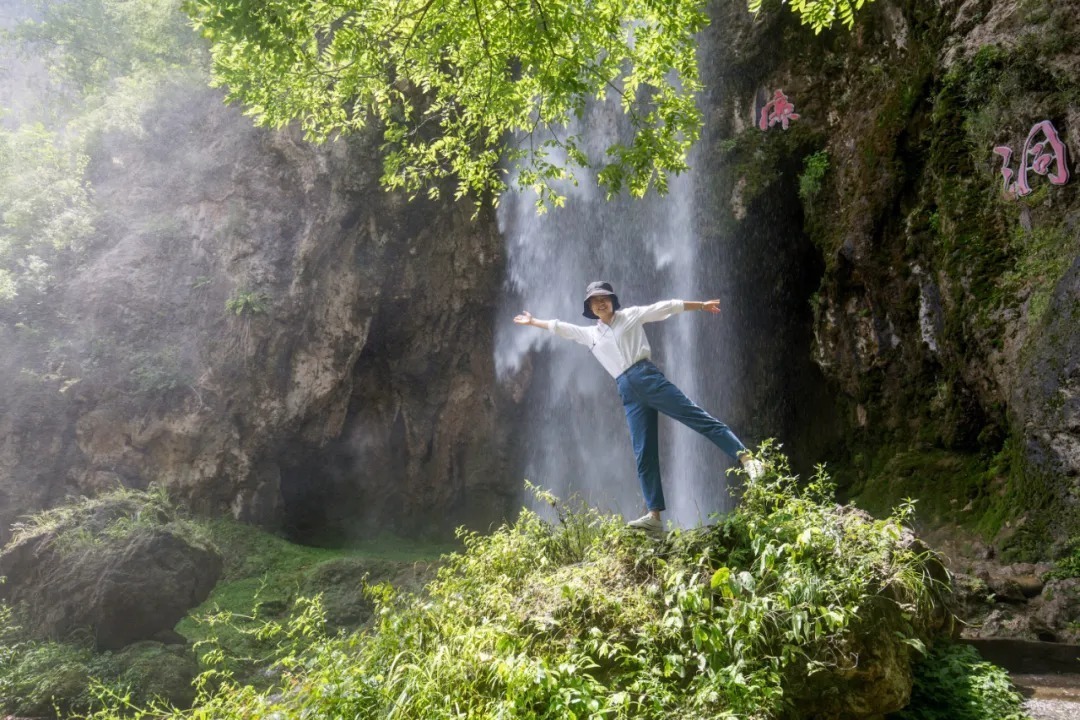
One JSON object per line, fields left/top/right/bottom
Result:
{"left": 3, "top": 0, "right": 1077, "bottom": 559}
{"left": 0, "top": 82, "right": 514, "bottom": 544}
{"left": 702, "top": 0, "right": 1079, "bottom": 557}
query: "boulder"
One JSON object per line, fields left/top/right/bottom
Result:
{"left": 114, "top": 641, "right": 200, "bottom": 708}
{"left": 0, "top": 526, "right": 221, "bottom": 651}
{"left": 300, "top": 557, "right": 439, "bottom": 631}
{"left": 1029, "top": 578, "right": 1080, "bottom": 644}
{"left": 794, "top": 621, "right": 915, "bottom": 719}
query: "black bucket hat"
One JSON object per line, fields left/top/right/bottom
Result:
{"left": 582, "top": 281, "right": 621, "bottom": 319}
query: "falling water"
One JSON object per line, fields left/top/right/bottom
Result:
{"left": 495, "top": 97, "right": 744, "bottom": 528}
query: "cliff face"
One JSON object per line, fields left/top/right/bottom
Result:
{"left": 703, "top": 0, "right": 1079, "bottom": 557}
{"left": 2, "top": 0, "right": 1076, "bottom": 559}
{"left": 0, "top": 83, "right": 513, "bottom": 544}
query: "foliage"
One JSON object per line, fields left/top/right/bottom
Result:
{"left": 798, "top": 150, "right": 830, "bottom": 205}
{"left": 183, "top": 0, "right": 709, "bottom": 210}
{"left": 1, "top": 594, "right": 111, "bottom": 717}
{"left": 0, "top": 635, "right": 111, "bottom": 716}
{"left": 174, "top": 520, "right": 451, "bottom": 682}
{"left": 184, "top": 0, "right": 873, "bottom": 210}
{"left": 8, "top": 0, "right": 206, "bottom": 101}
{"left": 0, "top": 123, "right": 95, "bottom": 300}
{"left": 0, "top": 0, "right": 208, "bottom": 305}
{"left": 1, "top": 511, "right": 452, "bottom": 716}
{"left": 1045, "top": 537, "right": 1080, "bottom": 581}
{"left": 891, "top": 642, "right": 1030, "bottom": 720}
{"left": 224, "top": 289, "right": 267, "bottom": 316}
{"left": 79, "top": 446, "right": 954, "bottom": 719}
{"left": 749, "top": 0, "right": 876, "bottom": 34}
{"left": 0, "top": 612, "right": 200, "bottom": 716}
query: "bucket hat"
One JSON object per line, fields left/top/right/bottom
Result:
{"left": 582, "top": 281, "right": 621, "bottom": 319}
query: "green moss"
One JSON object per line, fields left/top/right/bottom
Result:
{"left": 174, "top": 520, "right": 456, "bottom": 681}
{"left": 847, "top": 447, "right": 1004, "bottom": 532}
{"left": 840, "top": 431, "right": 1068, "bottom": 563}
{"left": 114, "top": 642, "right": 198, "bottom": 708}
{"left": 999, "top": 222, "right": 1078, "bottom": 328}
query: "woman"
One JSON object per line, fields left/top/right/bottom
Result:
{"left": 514, "top": 281, "right": 761, "bottom": 535}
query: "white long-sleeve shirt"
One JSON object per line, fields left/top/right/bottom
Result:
{"left": 546, "top": 300, "right": 686, "bottom": 378}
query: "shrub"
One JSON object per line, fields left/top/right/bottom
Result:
{"left": 224, "top": 289, "right": 268, "bottom": 316}
{"left": 1045, "top": 537, "right": 1080, "bottom": 580}
{"left": 798, "top": 150, "right": 830, "bottom": 205}
{"left": 80, "top": 446, "right": 956, "bottom": 719}
{"left": 891, "top": 642, "right": 1030, "bottom": 720}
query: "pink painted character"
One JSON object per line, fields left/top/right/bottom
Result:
{"left": 993, "top": 120, "right": 1070, "bottom": 197}
{"left": 759, "top": 90, "right": 800, "bottom": 131}
{"left": 992, "top": 145, "right": 1016, "bottom": 198}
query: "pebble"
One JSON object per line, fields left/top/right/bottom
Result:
{"left": 1013, "top": 673, "right": 1080, "bottom": 720}
{"left": 1024, "top": 698, "right": 1080, "bottom": 720}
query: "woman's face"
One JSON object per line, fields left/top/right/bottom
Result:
{"left": 589, "top": 295, "right": 615, "bottom": 323}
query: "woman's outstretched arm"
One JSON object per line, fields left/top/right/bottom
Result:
{"left": 513, "top": 311, "right": 551, "bottom": 329}
{"left": 684, "top": 300, "right": 721, "bottom": 314}
{"left": 631, "top": 298, "right": 721, "bottom": 324}
{"left": 514, "top": 311, "right": 592, "bottom": 346}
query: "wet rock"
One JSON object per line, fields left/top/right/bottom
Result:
{"left": 0, "top": 82, "right": 514, "bottom": 547}
{"left": 1030, "top": 579, "right": 1080, "bottom": 644}
{"left": 300, "top": 557, "right": 439, "bottom": 631}
{"left": 973, "top": 607, "right": 1040, "bottom": 641}
{"left": 795, "top": 620, "right": 917, "bottom": 718}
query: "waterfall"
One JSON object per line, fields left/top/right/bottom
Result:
{"left": 494, "top": 99, "right": 743, "bottom": 528}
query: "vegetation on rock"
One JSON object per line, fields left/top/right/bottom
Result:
{"left": 786, "top": 0, "right": 1080, "bottom": 561}
{"left": 0, "top": 488, "right": 450, "bottom": 715}
{"left": 3, "top": 448, "right": 979, "bottom": 719}
{"left": 0, "top": 485, "right": 221, "bottom": 653}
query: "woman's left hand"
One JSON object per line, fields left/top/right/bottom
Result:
{"left": 702, "top": 299, "right": 721, "bottom": 314}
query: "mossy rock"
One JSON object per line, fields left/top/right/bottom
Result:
{"left": 300, "top": 557, "right": 436, "bottom": 630}
{"left": 1, "top": 641, "right": 104, "bottom": 716}
{"left": 114, "top": 640, "right": 199, "bottom": 708}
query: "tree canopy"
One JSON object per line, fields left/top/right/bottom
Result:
{"left": 185, "top": 0, "right": 871, "bottom": 208}
{"left": 0, "top": 0, "right": 207, "bottom": 303}
{"left": 183, "top": 0, "right": 709, "bottom": 209}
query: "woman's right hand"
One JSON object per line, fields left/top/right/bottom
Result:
{"left": 513, "top": 311, "right": 533, "bottom": 325}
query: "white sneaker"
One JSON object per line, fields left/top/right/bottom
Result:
{"left": 744, "top": 459, "right": 765, "bottom": 480}
{"left": 627, "top": 514, "right": 663, "bottom": 535}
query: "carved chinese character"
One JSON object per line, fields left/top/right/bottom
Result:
{"left": 759, "top": 90, "right": 800, "bottom": 131}
{"left": 992, "top": 120, "right": 1070, "bottom": 198}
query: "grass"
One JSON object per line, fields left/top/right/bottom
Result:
{"left": 4, "top": 449, "right": 1033, "bottom": 719}
{"left": 175, "top": 520, "right": 457, "bottom": 680}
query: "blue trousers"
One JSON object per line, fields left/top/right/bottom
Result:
{"left": 615, "top": 360, "right": 747, "bottom": 512}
